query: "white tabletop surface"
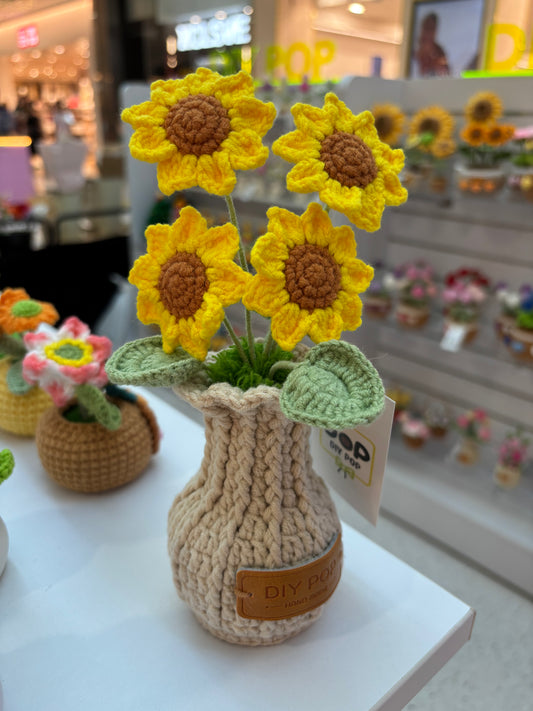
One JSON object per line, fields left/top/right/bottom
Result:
{"left": 0, "top": 389, "right": 474, "bottom": 711}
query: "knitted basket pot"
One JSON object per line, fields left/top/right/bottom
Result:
{"left": 168, "top": 381, "right": 342, "bottom": 646}
{"left": 0, "top": 358, "right": 53, "bottom": 436}
{"left": 35, "top": 396, "right": 160, "bottom": 493}
{"left": 506, "top": 327, "right": 533, "bottom": 363}
{"left": 494, "top": 464, "right": 521, "bottom": 489}
{"left": 363, "top": 294, "right": 392, "bottom": 320}
{"left": 395, "top": 303, "right": 430, "bottom": 329}
{"left": 443, "top": 318, "right": 479, "bottom": 345}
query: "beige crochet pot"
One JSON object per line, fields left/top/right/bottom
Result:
{"left": 396, "top": 302, "right": 430, "bottom": 329}
{"left": 0, "top": 358, "right": 53, "bottom": 436}
{"left": 36, "top": 396, "right": 160, "bottom": 492}
{"left": 168, "top": 381, "right": 342, "bottom": 646}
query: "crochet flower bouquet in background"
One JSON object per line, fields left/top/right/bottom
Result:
{"left": 106, "top": 67, "right": 408, "bottom": 428}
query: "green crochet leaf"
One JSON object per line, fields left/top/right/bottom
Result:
{"left": 0, "top": 448, "right": 15, "bottom": 484}
{"left": 75, "top": 384, "right": 122, "bottom": 431}
{"left": 105, "top": 336, "right": 208, "bottom": 387}
{"left": 6, "top": 360, "right": 33, "bottom": 395}
{"left": 0, "top": 333, "right": 26, "bottom": 359}
{"left": 280, "top": 341, "right": 384, "bottom": 429}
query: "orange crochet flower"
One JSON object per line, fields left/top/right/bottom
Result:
{"left": 0, "top": 288, "right": 59, "bottom": 335}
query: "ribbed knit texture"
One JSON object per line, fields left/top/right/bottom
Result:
{"left": 36, "top": 398, "right": 159, "bottom": 493}
{"left": 168, "top": 381, "right": 341, "bottom": 646}
{"left": 0, "top": 358, "right": 53, "bottom": 436}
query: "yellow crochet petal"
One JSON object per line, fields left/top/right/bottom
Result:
{"left": 213, "top": 70, "right": 255, "bottom": 101}
{"left": 196, "top": 151, "right": 236, "bottom": 196}
{"left": 265, "top": 206, "right": 305, "bottom": 246}
{"left": 242, "top": 274, "right": 288, "bottom": 317}
{"left": 335, "top": 292, "right": 363, "bottom": 330}
{"left": 325, "top": 94, "right": 360, "bottom": 133}
{"left": 157, "top": 153, "right": 198, "bottom": 195}
{"left": 381, "top": 171, "right": 408, "bottom": 205}
{"left": 292, "top": 102, "right": 333, "bottom": 139}
{"left": 271, "top": 303, "right": 311, "bottom": 352}
{"left": 286, "top": 159, "right": 328, "bottom": 193}
{"left": 272, "top": 130, "right": 320, "bottom": 163}
{"left": 222, "top": 130, "right": 269, "bottom": 171}
{"left": 129, "top": 126, "right": 174, "bottom": 162}
{"left": 229, "top": 97, "right": 276, "bottom": 136}
{"left": 206, "top": 262, "right": 251, "bottom": 305}
{"left": 307, "top": 308, "right": 344, "bottom": 344}
{"left": 341, "top": 260, "right": 374, "bottom": 293}
{"left": 352, "top": 189, "right": 385, "bottom": 232}
{"left": 121, "top": 101, "right": 169, "bottom": 128}
{"left": 300, "top": 202, "right": 334, "bottom": 247}
{"left": 374, "top": 143, "right": 405, "bottom": 173}
{"left": 328, "top": 224, "right": 358, "bottom": 259}
{"left": 144, "top": 223, "right": 176, "bottom": 264}
{"left": 250, "top": 232, "right": 290, "bottom": 277}
{"left": 196, "top": 222, "right": 239, "bottom": 263}
{"left": 136, "top": 289, "right": 165, "bottom": 324}
{"left": 159, "top": 309, "right": 180, "bottom": 353}
{"left": 129, "top": 253, "right": 161, "bottom": 290}
{"left": 320, "top": 180, "right": 363, "bottom": 216}
{"left": 170, "top": 206, "right": 207, "bottom": 252}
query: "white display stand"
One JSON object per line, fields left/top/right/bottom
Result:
{"left": 0, "top": 390, "right": 474, "bottom": 711}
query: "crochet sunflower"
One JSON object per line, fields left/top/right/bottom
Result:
{"left": 408, "top": 106, "right": 455, "bottom": 146}
{"left": 464, "top": 91, "right": 503, "bottom": 124}
{"left": 129, "top": 205, "right": 250, "bottom": 360}
{"left": 243, "top": 203, "right": 374, "bottom": 351}
{"left": 272, "top": 94, "right": 407, "bottom": 232}
{"left": 372, "top": 104, "right": 405, "bottom": 146}
{"left": 121, "top": 67, "right": 276, "bottom": 196}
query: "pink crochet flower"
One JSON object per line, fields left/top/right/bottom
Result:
{"left": 22, "top": 316, "right": 112, "bottom": 407}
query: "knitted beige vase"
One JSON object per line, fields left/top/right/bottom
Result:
{"left": 0, "top": 358, "right": 53, "bottom": 436}
{"left": 36, "top": 396, "right": 160, "bottom": 493}
{"left": 168, "top": 380, "right": 342, "bottom": 646}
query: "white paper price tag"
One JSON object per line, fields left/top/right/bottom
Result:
{"left": 440, "top": 323, "right": 467, "bottom": 352}
{"left": 310, "top": 397, "right": 395, "bottom": 526}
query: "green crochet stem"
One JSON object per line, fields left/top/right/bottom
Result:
{"left": 0, "top": 449, "right": 15, "bottom": 484}
{"left": 75, "top": 384, "right": 122, "bottom": 430}
{"left": 223, "top": 316, "right": 251, "bottom": 368}
{"left": 0, "top": 333, "right": 26, "bottom": 359}
{"left": 225, "top": 194, "right": 256, "bottom": 369}
{"left": 268, "top": 359, "right": 299, "bottom": 379}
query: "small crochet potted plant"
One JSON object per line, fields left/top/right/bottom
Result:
{"left": 362, "top": 267, "right": 395, "bottom": 320}
{"left": 424, "top": 400, "right": 450, "bottom": 438}
{"left": 0, "top": 288, "right": 59, "bottom": 436}
{"left": 455, "top": 90, "right": 514, "bottom": 195}
{"left": 392, "top": 260, "right": 436, "bottom": 329}
{"left": 398, "top": 412, "right": 430, "bottom": 450}
{"left": 403, "top": 105, "right": 456, "bottom": 194}
{"left": 21, "top": 316, "right": 160, "bottom": 493}
{"left": 453, "top": 409, "right": 491, "bottom": 466}
{"left": 105, "top": 67, "right": 408, "bottom": 646}
{"left": 506, "top": 290, "right": 533, "bottom": 364}
{"left": 508, "top": 126, "right": 533, "bottom": 202}
{"left": 493, "top": 283, "right": 526, "bottom": 343}
{"left": 442, "top": 268, "right": 490, "bottom": 345}
{"left": 494, "top": 430, "right": 530, "bottom": 489}
{"left": 0, "top": 448, "right": 15, "bottom": 577}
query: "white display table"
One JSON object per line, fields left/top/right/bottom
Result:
{"left": 0, "top": 390, "right": 474, "bottom": 711}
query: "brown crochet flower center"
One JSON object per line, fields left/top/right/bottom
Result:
{"left": 375, "top": 115, "right": 394, "bottom": 140}
{"left": 158, "top": 252, "right": 208, "bottom": 319}
{"left": 285, "top": 244, "right": 341, "bottom": 312}
{"left": 471, "top": 100, "right": 492, "bottom": 122}
{"left": 320, "top": 131, "right": 378, "bottom": 188}
{"left": 418, "top": 118, "right": 440, "bottom": 136}
{"left": 164, "top": 94, "right": 231, "bottom": 157}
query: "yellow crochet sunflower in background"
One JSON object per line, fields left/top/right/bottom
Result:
{"left": 465, "top": 91, "right": 503, "bottom": 124}
{"left": 129, "top": 205, "right": 250, "bottom": 359}
{"left": 243, "top": 202, "right": 374, "bottom": 351}
{"left": 272, "top": 94, "right": 407, "bottom": 232}
{"left": 408, "top": 106, "right": 455, "bottom": 146}
{"left": 372, "top": 103, "right": 405, "bottom": 146}
{"left": 121, "top": 67, "right": 276, "bottom": 196}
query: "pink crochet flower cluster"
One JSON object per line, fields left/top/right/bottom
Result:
{"left": 442, "top": 282, "right": 487, "bottom": 307}
{"left": 455, "top": 409, "right": 491, "bottom": 442}
{"left": 22, "top": 316, "right": 111, "bottom": 407}
{"left": 498, "top": 434, "right": 530, "bottom": 468}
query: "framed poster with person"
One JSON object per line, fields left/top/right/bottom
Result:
{"left": 404, "top": 0, "right": 489, "bottom": 78}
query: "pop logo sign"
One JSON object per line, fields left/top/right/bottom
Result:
{"left": 310, "top": 396, "right": 395, "bottom": 525}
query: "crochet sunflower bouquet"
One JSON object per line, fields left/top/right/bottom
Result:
{"left": 107, "top": 68, "right": 407, "bottom": 646}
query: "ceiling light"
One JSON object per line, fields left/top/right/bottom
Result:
{"left": 190, "top": 15, "right": 201, "bottom": 24}
{"left": 214, "top": 10, "right": 227, "bottom": 20}
{"left": 348, "top": 3, "right": 366, "bottom": 14}
{"left": 54, "top": 44, "right": 65, "bottom": 54}
{"left": 243, "top": 5, "right": 253, "bottom": 15}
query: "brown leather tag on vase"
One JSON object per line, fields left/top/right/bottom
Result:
{"left": 235, "top": 533, "right": 343, "bottom": 620}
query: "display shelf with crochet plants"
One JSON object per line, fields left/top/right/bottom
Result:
{"left": 455, "top": 91, "right": 514, "bottom": 197}
{"left": 105, "top": 67, "right": 408, "bottom": 647}
{"left": 0, "top": 288, "right": 59, "bottom": 436}
{"left": 452, "top": 409, "right": 491, "bottom": 467}
{"left": 504, "top": 289, "right": 533, "bottom": 365}
{"left": 0, "top": 448, "right": 15, "bottom": 577}
{"left": 507, "top": 126, "right": 533, "bottom": 202}
{"left": 441, "top": 267, "right": 490, "bottom": 347}
{"left": 397, "top": 411, "right": 431, "bottom": 450}
{"left": 21, "top": 316, "right": 160, "bottom": 493}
